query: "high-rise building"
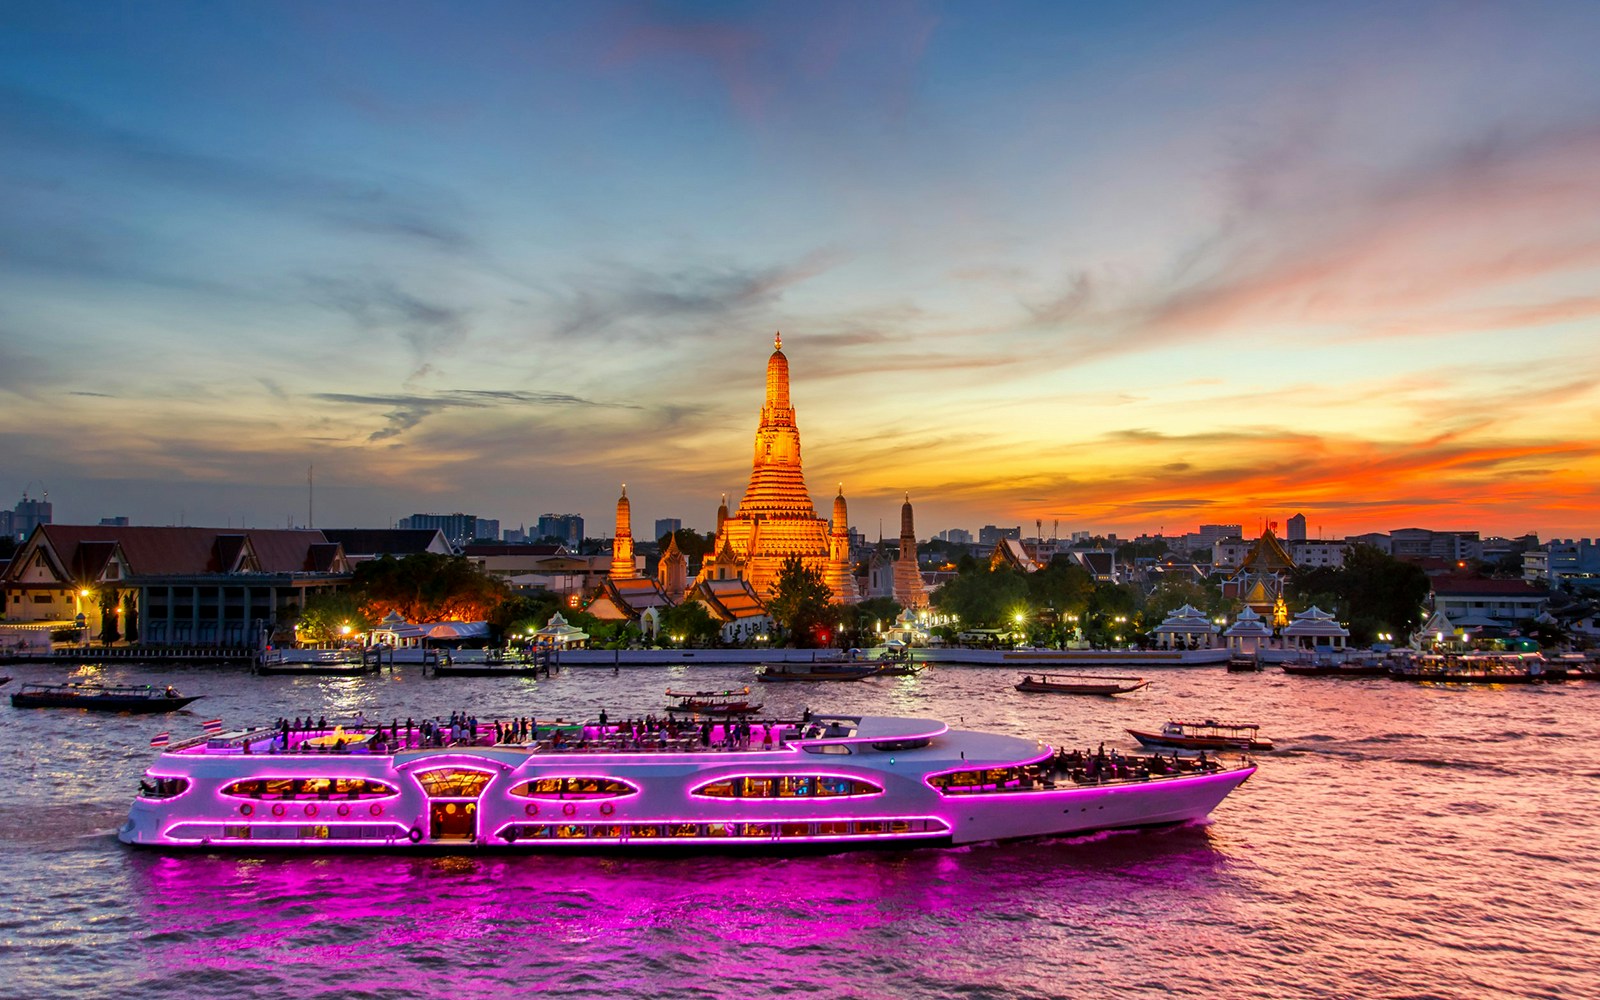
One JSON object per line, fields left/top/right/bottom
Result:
{"left": 654, "top": 518, "right": 682, "bottom": 542}
{"left": 938, "top": 528, "right": 973, "bottom": 544}
{"left": 475, "top": 518, "right": 499, "bottom": 541}
{"left": 536, "top": 514, "right": 584, "bottom": 548}
{"left": 10, "top": 493, "right": 52, "bottom": 541}
{"left": 99, "top": 516, "right": 131, "bottom": 527}
{"left": 1286, "top": 513, "right": 1307, "bottom": 542}
{"left": 396, "top": 512, "right": 479, "bottom": 548}
{"left": 979, "top": 525, "right": 1021, "bottom": 546}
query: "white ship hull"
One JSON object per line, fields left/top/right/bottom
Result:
{"left": 119, "top": 715, "right": 1254, "bottom": 852}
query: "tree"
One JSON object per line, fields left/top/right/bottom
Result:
{"left": 660, "top": 601, "right": 721, "bottom": 646}
{"left": 489, "top": 591, "right": 565, "bottom": 642}
{"left": 123, "top": 592, "right": 139, "bottom": 644}
{"left": 931, "top": 564, "right": 1029, "bottom": 628}
{"left": 834, "top": 596, "right": 902, "bottom": 648}
{"left": 1286, "top": 544, "right": 1430, "bottom": 645}
{"left": 98, "top": 590, "right": 120, "bottom": 644}
{"left": 295, "top": 591, "right": 372, "bottom": 645}
{"left": 765, "top": 555, "right": 834, "bottom": 647}
{"left": 352, "top": 553, "right": 509, "bottom": 622}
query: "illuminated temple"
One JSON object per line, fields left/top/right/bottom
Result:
{"left": 697, "top": 334, "right": 859, "bottom": 603}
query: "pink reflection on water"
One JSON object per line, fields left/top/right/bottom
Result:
{"left": 125, "top": 825, "right": 1233, "bottom": 995}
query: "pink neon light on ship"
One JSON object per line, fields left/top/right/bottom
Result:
{"left": 135, "top": 773, "right": 196, "bottom": 804}
{"left": 685, "top": 771, "right": 886, "bottom": 800}
{"left": 921, "top": 764, "right": 1257, "bottom": 799}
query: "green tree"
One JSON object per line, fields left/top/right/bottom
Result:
{"left": 352, "top": 553, "right": 509, "bottom": 623}
{"left": 1026, "top": 560, "right": 1097, "bottom": 619}
{"left": 931, "top": 564, "right": 1030, "bottom": 628}
{"left": 489, "top": 591, "right": 566, "bottom": 641}
{"left": 1286, "top": 544, "right": 1430, "bottom": 644}
{"left": 660, "top": 601, "right": 721, "bottom": 646}
{"left": 295, "top": 591, "right": 373, "bottom": 644}
{"left": 765, "top": 555, "right": 835, "bottom": 647}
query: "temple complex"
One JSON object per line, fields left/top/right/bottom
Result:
{"left": 696, "top": 334, "right": 858, "bottom": 603}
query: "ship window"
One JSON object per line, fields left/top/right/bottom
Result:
{"left": 221, "top": 778, "right": 397, "bottom": 800}
{"left": 871, "top": 738, "right": 930, "bottom": 751}
{"left": 803, "top": 744, "right": 851, "bottom": 755}
{"left": 510, "top": 777, "right": 637, "bottom": 800}
{"left": 705, "top": 822, "right": 732, "bottom": 837}
{"left": 739, "top": 823, "right": 770, "bottom": 838}
{"left": 780, "top": 822, "right": 810, "bottom": 838}
{"left": 672, "top": 823, "right": 699, "bottom": 838}
{"left": 138, "top": 776, "right": 189, "bottom": 800}
{"left": 554, "top": 824, "right": 587, "bottom": 839}
{"left": 630, "top": 824, "right": 661, "bottom": 838}
{"left": 817, "top": 821, "right": 850, "bottom": 836}
{"left": 691, "top": 774, "right": 881, "bottom": 798}
{"left": 414, "top": 768, "right": 492, "bottom": 798}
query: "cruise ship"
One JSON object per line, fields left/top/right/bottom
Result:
{"left": 118, "top": 714, "right": 1255, "bottom": 852}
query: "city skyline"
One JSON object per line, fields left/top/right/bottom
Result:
{"left": 5, "top": 2, "right": 1600, "bottom": 540}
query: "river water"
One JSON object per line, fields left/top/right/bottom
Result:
{"left": 1, "top": 660, "right": 1595, "bottom": 1000}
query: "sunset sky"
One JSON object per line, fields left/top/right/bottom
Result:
{"left": 4, "top": 1, "right": 1599, "bottom": 542}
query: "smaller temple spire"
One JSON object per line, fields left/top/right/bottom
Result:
{"left": 774, "top": 331, "right": 782, "bottom": 351}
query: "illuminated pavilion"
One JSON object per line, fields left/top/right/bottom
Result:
{"left": 697, "top": 334, "right": 859, "bottom": 604}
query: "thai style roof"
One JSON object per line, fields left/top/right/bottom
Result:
{"left": 590, "top": 576, "right": 674, "bottom": 619}
{"left": 989, "top": 538, "right": 1040, "bottom": 573}
{"left": 1239, "top": 530, "right": 1296, "bottom": 573}
{"left": 1224, "top": 606, "right": 1273, "bottom": 637}
{"left": 687, "top": 578, "right": 768, "bottom": 622}
{"left": 5, "top": 525, "right": 348, "bottom": 583}
{"left": 1281, "top": 605, "right": 1350, "bottom": 637}
{"left": 1150, "top": 603, "right": 1220, "bottom": 635}
{"left": 321, "top": 528, "right": 452, "bottom": 558}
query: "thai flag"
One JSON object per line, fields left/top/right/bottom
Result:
{"left": 202, "top": 718, "right": 223, "bottom": 733}
{"left": 150, "top": 732, "right": 170, "bottom": 747}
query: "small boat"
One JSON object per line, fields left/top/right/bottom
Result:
{"left": 1281, "top": 659, "right": 1389, "bottom": 677}
{"left": 255, "top": 649, "right": 379, "bottom": 676}
{"left": 756, "top": 662, "right": 880, "bottom": 683}
{"left": 1387, "top": 651, "right": 1552, "bottom": 684}
{"left": 10, "top": 682, "right": 201, "bottom": 713}
{"left": 1225, "top": 656, "right": 1260, "bottom": 672}
{"left": 1127, "top": 719, "right": 1273, "bottom": 753}
{"left": 665, "top": 687, "right": 763, "bottom": 715}
{"left": 1014, "top": 673, "right": 1148, "bottom": 695}
{"left": 0, "top": 675, "right": 10, "bottom": 686}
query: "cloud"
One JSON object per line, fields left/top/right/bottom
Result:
{"left": 305, "top": 277, "right": 469, "bottom": 370}
{"left": 311, "top": 387, "right": 630, "bottom": 442}
{"left": 544, "top": 251, "right": 835, "bottom": 341}
{"left": 0, "top": 84, "right": 475, "bottom": 256}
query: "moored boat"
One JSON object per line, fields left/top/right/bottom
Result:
{"left": 1127, "top": 719, "right": 1273, "bottom": 753}
{"left": 118, "top": 711, "right": 1256, "bottom": 853}
{"left": 255, "top": 649, "right": 380, "bottom": 676}
{"left": 11, "top": 682, "right": 200, "bottom": 713}
{"left": 756, "top": 662, "right": 880, "bottom": 682}
{"left": 1014, "top": 673, "right": 1148, "bottom": 696}
{"left": 1387, "top": 651, "right": 1552, "bottom": 684}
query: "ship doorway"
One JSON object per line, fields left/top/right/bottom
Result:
{"left": 430, "top": 801, "right": 477, "bottom": 840}
{"left": 412, "top": 767, "right": 494, "bottom": 843}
